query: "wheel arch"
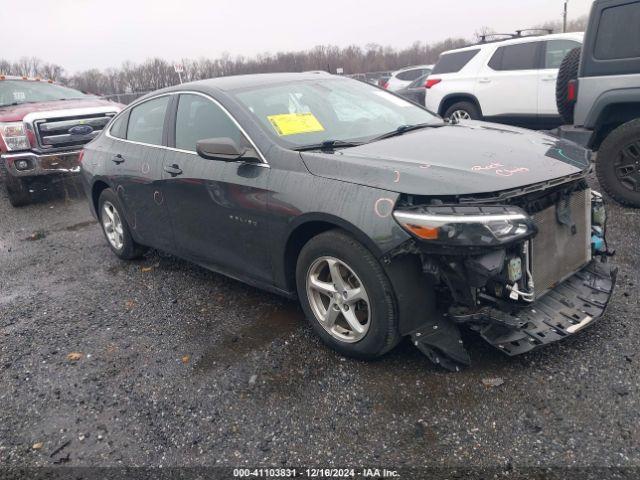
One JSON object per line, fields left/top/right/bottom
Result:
{"left": 90, "top": 179, "right": 111, "bottom": 217}
{"left": 281, "top": 214, "right": 384, "bottom": 294}
{"left": 439, "top": 93, "right": 483, "bottom": 118}
{"left": 590, "top": 101, "right": 640, "bottom": 150}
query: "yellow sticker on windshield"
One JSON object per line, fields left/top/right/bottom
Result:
{"left": 267, "top": 113, "right": 325, "bottom": 136}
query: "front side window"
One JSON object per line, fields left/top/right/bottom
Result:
{"left": 0, "top": 80, "right": 91, "bottom": 107}
{"left": 175, "top": 94, "right": 245, "bottom": 151}
{"left": 489, "top": 42, "right": 540, "bottom": 71}
{"left": 544, "top": 40, "right": 581, "bottom": 68}
{"left": 233, "top": 78, "right": 441, "bottom": 148}
{"left": 126, "top": 96, "right": 170, "bottom": 146}
{"left": 595, "top": 2, "right": 640, "bottom": 60}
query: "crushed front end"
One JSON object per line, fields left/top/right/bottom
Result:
{"left": 391, "top": 178, "right": 617, "bottom": 371}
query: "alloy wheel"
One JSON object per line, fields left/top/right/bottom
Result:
{"left": 450, "top": 110, "right": 471, "bottom": 122}
{"left": 615, "top": 140, "right": 640, "bottom": 192}
{"left": 306, "top": 256, "right": 371, "bottom": 343}
{"left": 101, "top": 201, "right": 124, "bottom": 250}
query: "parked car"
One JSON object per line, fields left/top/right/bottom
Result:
{"left": 554, "top": 0, "right": 640, "bottom": 207}
{"left": 384, "top": 65, "right": 433, "bottom": 91}
{"left": 425, "top": 32, "right": 583, "bottom": 128}
{"left": 395, "top": 72, "right": 431, "bottom": 104}
{"left": 82, "top": 72, "right": 616, "bottom": 370}
{"left": 0, "top": 76, "right": 123, "bottom": 206}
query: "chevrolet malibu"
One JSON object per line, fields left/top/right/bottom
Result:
{"left": 81, "top": 72, "right": 616, "bottom": 370}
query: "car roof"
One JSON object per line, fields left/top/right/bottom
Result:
{"left": 169, "top": 71, "right": 337, "bottom": 93}
{"left": 441, "top": 32, "right": 584, "bottom": 55}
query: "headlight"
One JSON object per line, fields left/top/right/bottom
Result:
{"left": 393, "top": 206, "right": 536, "bottom": 247}
{"left": 0, "top": 122, "right": 30, "bottom": 151}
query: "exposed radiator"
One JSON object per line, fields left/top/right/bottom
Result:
{"left": 530, "top": 188, "right": 591, "bottom": 298}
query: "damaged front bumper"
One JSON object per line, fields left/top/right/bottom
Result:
{"left": 411, "top": 260, "right": 617, "bottom": 371}
{"left": 1, "top": 150, "right": 81, "bottom": 178}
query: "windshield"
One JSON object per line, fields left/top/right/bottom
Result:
{"left": 0, "top": 80, "right": 91, "bottom": 107}
{"left": 232, "top": 78, "right": 442, "bottom": 148}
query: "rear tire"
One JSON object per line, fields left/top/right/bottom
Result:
{"left": 444, "top": 101, "right": 481, "bottom": 122}
{"left": 0, "top": 161, "right": 31, "bottom": 207}
{"left": 98, "top": 188, "right": 147, "bottom": 259}
{"left": 595, "top": 119, "right": 640, "bottom": 208}
{"left": 296, "top": 230, "right": 400, "bottom": 359}
{"left": 556, "top": 47, "right": 581, "bottom": 124}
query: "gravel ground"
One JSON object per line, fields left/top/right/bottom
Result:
{"left": 0, "top": 174, "right": 638, "bottom": 471}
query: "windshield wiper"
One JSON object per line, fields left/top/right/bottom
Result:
{"left": 368, "top": 122, "right": 444, "bottom": 143}
{"left": 294, "top": 139, "right": 364, "bottom": 152}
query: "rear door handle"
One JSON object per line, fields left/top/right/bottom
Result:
{"left": 542, "top": 76, "right": 557, "bottom": 82}
{"left": 111, "top": 154, "right": 125, "bottom": 164}
{"left": 164, "top": 164, "right": 183, "bottom": 176}
{"left": 478, "top": 78, "right": 491, "bottom": 84}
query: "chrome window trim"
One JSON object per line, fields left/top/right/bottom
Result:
{"left": 105, "top": 90, "right": 269, "bottom": 167}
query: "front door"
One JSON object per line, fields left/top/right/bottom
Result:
{"left": 538, "top": 39, "right": 582, "bottom": 116}
{"left": 160, "top": 93, "right": 272, "bottom": 283}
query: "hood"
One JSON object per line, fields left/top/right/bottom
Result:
{"left": 301, "top": 121, "right": 590, "bottom": 197}
{"left": 0, "top": 98, "right": 122, "bottom": 122}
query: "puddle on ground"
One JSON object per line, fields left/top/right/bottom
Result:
{"left": 63, "top": 220, "right": 97, "bottom": 232}
{"left": 193, "top": 301, "right": 304, "bottom": 372}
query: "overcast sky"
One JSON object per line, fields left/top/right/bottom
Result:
{"left": 2, "top": 0, "right": 594, "bottom": 73}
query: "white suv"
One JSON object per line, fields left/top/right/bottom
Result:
{"left": 385, "top": 65, "right": 434, "bottom": 91}
{"left": 425, "top": 32, "right": 583, "bottom": 129}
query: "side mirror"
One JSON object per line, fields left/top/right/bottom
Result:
{"left": 196, "top": 137, "right": 246, "bottom": 161}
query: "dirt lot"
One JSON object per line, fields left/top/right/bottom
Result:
{"left": 0, "top": 175, "right": 639, "bottom": 471}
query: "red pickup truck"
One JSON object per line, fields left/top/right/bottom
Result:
{"left": 0, "top": 76, "right": 122, "bottom": 206}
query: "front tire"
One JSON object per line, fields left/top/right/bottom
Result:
{"left": 98, "top": 188, "right": 147, "bottom": 259}
{"left": 443, "top": 101, "right": 481, "bottom": 122}
{"left": 0, "top": 162, "right": 31, "bottom": 207}
{"left": 296, "top": 230, "right": 400, "bottom": 359}
{"left": 596, "top": 119, "right": 640, "bottom": 208}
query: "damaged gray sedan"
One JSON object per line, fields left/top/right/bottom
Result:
{"left": 81, "top": 72, "right": 616, "bottom": 370}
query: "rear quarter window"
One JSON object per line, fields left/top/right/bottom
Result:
{"left": 109, "top": 113, "right": 128, "bottom": 139}
{"left": 595, "top": 2, "right": 640, "bottom": 60}
{"left": 431, "top": 50, "right": 480, "bottom": 74}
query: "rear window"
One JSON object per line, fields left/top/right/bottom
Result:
{"left": 431, "top": 50, "right": 480, "bottom": 74}
{"left": 595, "top": 2, "right": 640, "bottom": 60}
{"left": 489, "top": 42, "right": 540, "bottom": 71}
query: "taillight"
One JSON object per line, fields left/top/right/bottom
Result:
{"left": 381, "top": 80, "right": 389, "bottom": 89}
{"left": 567, "top": 80, "right": 577, "bottom": 102}
{"left": 78, "top": 150, "right": 85, "bottom": 163}
{"left": 425, "top": 79, "right": 441, "bottom": 89}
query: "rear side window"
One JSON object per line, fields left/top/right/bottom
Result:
{"left": 396, "top": 68, "right": 428, "bottom": 81}
{"left": 408, "top": 73, "right": 431, "bottom": 88}
{"left": 127, "top": 96, "right": 170, "bottom": 145}
{"left": 489, "top": 42, "right": 540, "bottom": 71}
{"left": 544, "top": 40, "right": 581, "bottom": 68}
{"left": 595, "top": 2, "right": 640, "bottom": 60}
{"left": 431, "top": 50, "right": 480, "bottom": 74}
{"left": 109, "top": 113, "right": 127, "bottom": 139}
{"left": 175, "top": 93, "right": 245, "bottom": 151}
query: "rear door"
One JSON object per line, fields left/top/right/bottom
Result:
{"left": 538, "top": 39, "right": 582, "bottom": 116}
{"left": 160, "top": 92, "right": 272, "bottom": 282}
{"left": 475, "top": 41, "right": 542, "bottom": 122}
{"left": 108, "top": 95, "right": 175, "bottom": 251}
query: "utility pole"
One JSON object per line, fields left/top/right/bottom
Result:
{"left": 563, "top": 0, "right": 569, "bottom": 33}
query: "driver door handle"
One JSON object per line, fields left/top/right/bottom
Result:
{"left": 111, "top": 154, "right": 125, "bottom": 164}
{"left": 164, "top": 164, "right": 183, "bottom": 176}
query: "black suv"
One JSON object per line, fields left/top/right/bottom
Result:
{"left": 556, "top": 0, "right": 640, "bottom": 207}
{"left": 81, "top": 73, "right": 616, "bottom": 370}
